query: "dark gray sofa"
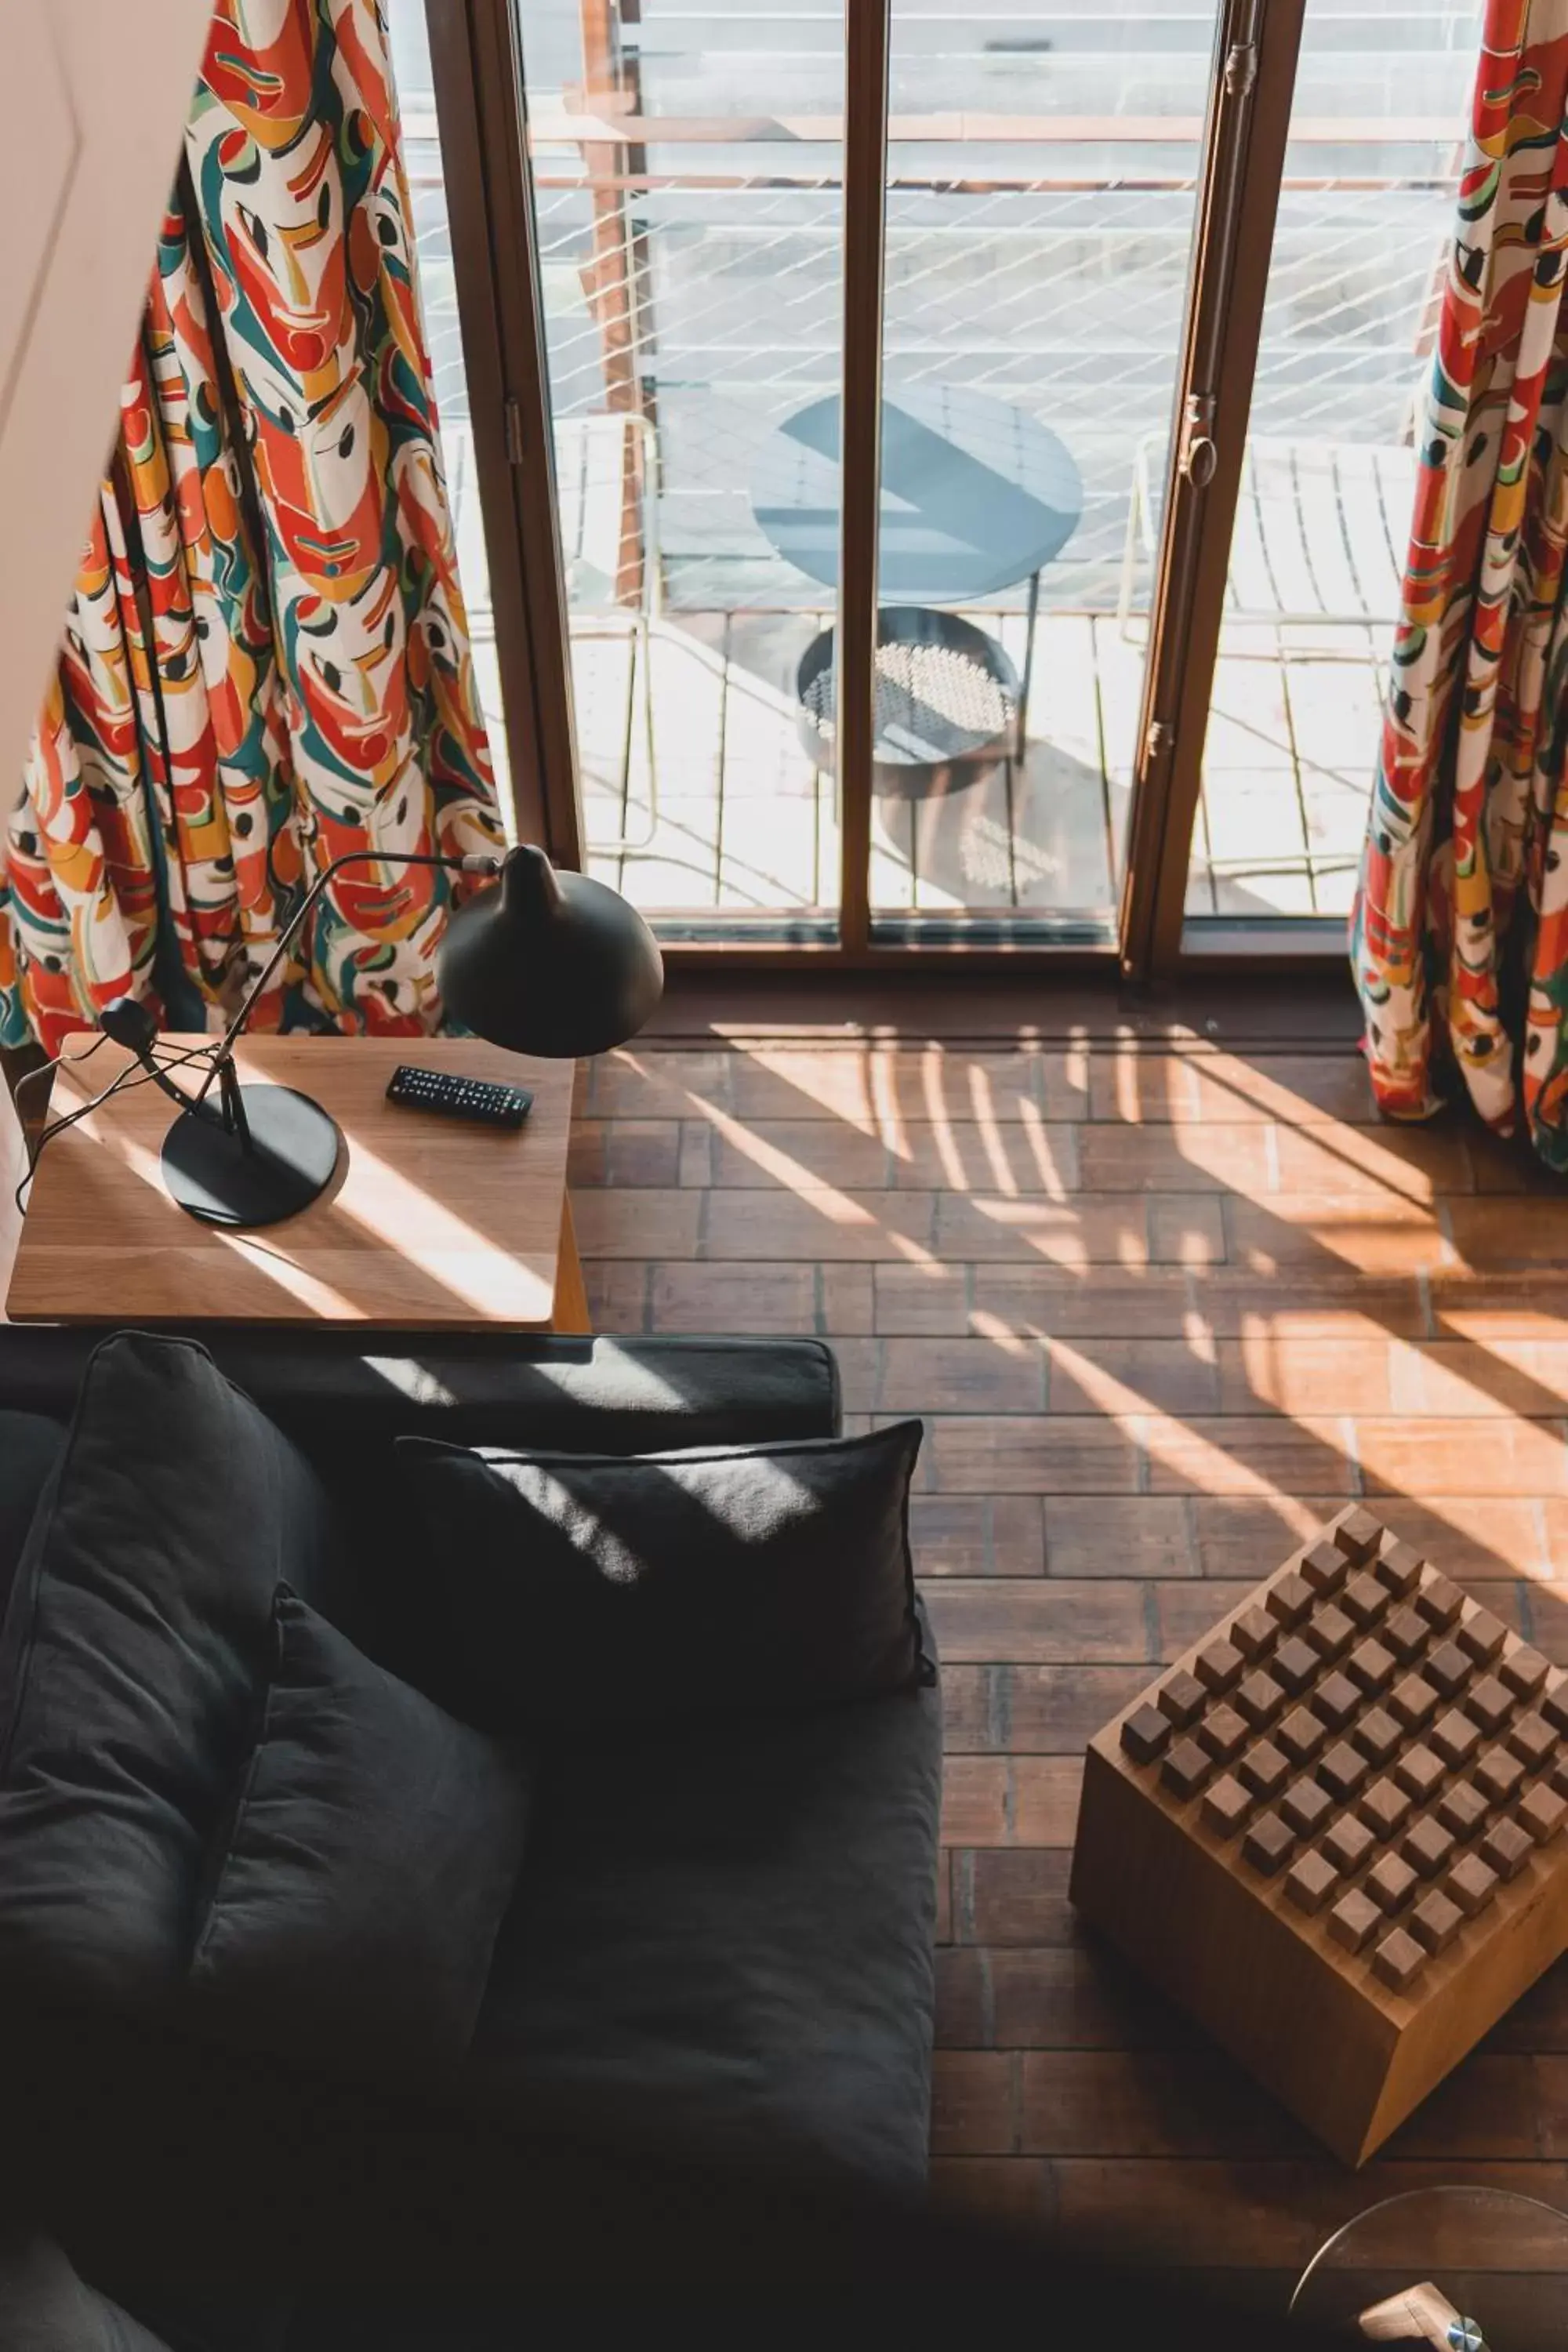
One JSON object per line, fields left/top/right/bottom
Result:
{"left": 0, "top": 1328, "right": 942, "bottom": 2343}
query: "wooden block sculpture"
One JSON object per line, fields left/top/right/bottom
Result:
{"left": 1069, "top": 1505, "right": 1568, "bottom": 2165}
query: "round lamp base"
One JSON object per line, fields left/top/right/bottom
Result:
{"left": 161, "top": 1085, "right": 341, "bottom": 1229}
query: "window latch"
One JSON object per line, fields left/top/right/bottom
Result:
{"left": 1224, "top": 41, "right": 1258, "bottom": 100}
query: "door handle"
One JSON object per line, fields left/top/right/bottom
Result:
{"left": 1178, "top": 392, "right": 1218, "bottom": 488}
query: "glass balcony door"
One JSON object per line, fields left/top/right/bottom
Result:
{"left": 409, "top": 0, "right": 1483, "bottom": 967}
{"left": 1178, "top": 0, "right": 1479, "bottom": 929}
{"left": 439, "top": 0, "right": 1250, "bottom": 947}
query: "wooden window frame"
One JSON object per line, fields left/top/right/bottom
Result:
{"left": 1117, "top": 0, "right": 1311, "bottom": 980}
{"left": 425, "top": 0, "right": 582, "bottom": 863}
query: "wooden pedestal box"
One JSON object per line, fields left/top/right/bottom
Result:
{"left": 1069, "top": 1506, "right": 1568, "bottom": 2165}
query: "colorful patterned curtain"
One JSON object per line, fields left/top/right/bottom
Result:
{"left": 0, "top": 0, "right": 504, "bottom": 1054}
{"left": 1354, "top": 0, "right": 1568, "bottom": 1166}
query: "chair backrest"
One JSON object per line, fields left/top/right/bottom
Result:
{"left": 1225, "top": 438, "right": 1417, "bottom": 627}
{"left": 553, "top": 412, "right": 657, "bottom": 618}
{"left": 428, "top": 412, "right": 658, "bottom": 645}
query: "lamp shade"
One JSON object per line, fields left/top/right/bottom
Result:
{"left": 437, "top": 844, "right": 663, "bottom": 1058}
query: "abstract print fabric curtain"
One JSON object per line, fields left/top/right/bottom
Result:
{"left": 1354, "top": 0, "right": 1568, "bottom": 1167}
{"left": 0, "top": 0, "right": 503, "bottom": 1054}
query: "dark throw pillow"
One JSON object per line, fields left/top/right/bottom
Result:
{"left": 393, "top": 1418, "right": 927, "bottom": 1729}
{"left": 0, "top": 1333, "right": 346, "bottom": 2002}
{"left": 191, "top": 1590, "right": 531, "bottom": 2073}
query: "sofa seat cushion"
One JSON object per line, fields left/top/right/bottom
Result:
{"left": 394, "top": 1421, "right": 927, "bottom": 1730}
{"left": 0, "top": 1334, "right": 347, "bottom": 2002}
{"left": 459, "top": 1668, "right": 944, "bottom": 2187}
{"left": 0, "top": 2230, "right": 172, "bottom": 2350}
{"left": 191, "top": 1591, "right": 531, "bottom": 2076}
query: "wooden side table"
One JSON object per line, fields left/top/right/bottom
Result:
{"left": 5, "top": 1034, "right": 590, "bottom": 1333}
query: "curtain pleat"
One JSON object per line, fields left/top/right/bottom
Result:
{"left": 1354, "top": 0, "right": 1568, "bottom": 1166}
{"left": 2, "top": 0, "right": 503, "bottom": 1054}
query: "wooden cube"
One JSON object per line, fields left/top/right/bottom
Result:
{"left": 1239, "top": 1740, "right": 1290, "bottom": 1801}
{"left": 1235, "top": 1670, "right": 1285, "bottom": 1730}
{"left": 1482, "top": 1818, "right": 1533, "bottom": 1882}
{"left": 1357, "top": 1777, "right": 1411, "bottom": 1838}
{"left": 1352, "top": 1706, "right": 1402, "bottom": 1767}
{"left": 1388, "top": 1673, "right": 1439, "bottom": 1730}
{"left": 1422, "top": 1641, "right": 1470, "bottom": 1699}
{"left": 1327, "top": 1889, "right": 1380, "bottom": 1953}
{"left": 1410, "top": 1889, "right": 1463, "bottom": 1954}
{"left": 1243, "top": 1811, "right": 1295, "bottom": 1877}
{"left": 1438, "top": 1782, "right": 1489, "bottom": 1841}
{"left": 1285, "top": 1849, "right": 1338, "bottom": 1915}
{"left": 1402, "top": 1817, "right": 1455, "bottom": 1881}
{"left": 1301, "top": 1537, "right": 1348, "bottom": 1595}
{"left": 1382, "top": 1604, "right": 1428, "bottom": 1663}
{"left": 1373, "top": 1929, "right": 1425, "bottom": 1991}
{"left": 1520, "top": 1784, "right": 1567, "bottom": 1846}
{"left": 1375, "top": 1539, "right": 1425, "bottom": 1596}
{"left": 1415, "top": 1571, "right": 1464, "bottom": 1629}
{"left": 1199, "top": 1704, "right": 1248, "bottom": 1762}
{"left": 1195, "top": 1637, "right": 1245, "bottom": 1694}
{"left": 1465, "top": 1675, "right": 1514, "bottom": 1737}
{"left": 1323, "top": 1813, "right": 1375, "bottom": 1875}
{"left": 1319, "top": 1740, "right": 1369, "bottom": 1802}
{"left": 1267, "top": 1570, "right": 1316, "bottom": 1628}
{"left": 1341, "top": 1571, "right": 1387, "bottom": 1629}
{"left": 1203, "top": 1773, "right": 1252, "bottom": 1838}
{"left": 1231, "top": 1603, "right": 1277, "bottom": 1661}
{"left": 1393, "top": 1744, "right": 1444, "bottom": 1803}
{"left": 1335, "top": 1508, "right": 1384, "bottom": 1563}
{"left": 1272, "top": 1635, "right": 1320, "bottom": 1696}
{"left": 1346, "top": 1639, "right": 1396, "bottom": 1695}
{"left": 1276, "top": 1705, "right": 1326, "bottom": 1766}
{"left": 1121, "top": 1703, "right": 1172, "bottom": 1765}
{"left": 1281, "top": 1777, "right": 1334, "bottom": 1838}
{"left": 1475, "top": 1746, "right": 1525, "bottom": 1807}
{"left": 1431, "top": 1710, "right": 1481, "bottom": 1769}
{"left": 1071, "top": 1507, "right": 1568, "bottom": 2168}
{"left": 1366, "top": 1853, "right": 1418, "bottom": 1914}
{"left": 1312, "top": 1671, "right": 1360, "bottom": 1730}
{"left": 1157, "top": 1668, "right": 1207, "bottom": 1727}
{"left": 1508, "top": 1712, "right": 1557, "bottom": 1773}
{"left": 1455, "top": 1607, "right": 1508, "bottom": 1664}
{"left": 1501, "top": 1642, "right": 1550, "bottom": 1700}
{"left": 1541, "top": 1675, "right": 1568, "bottom": 1736}
{"left": 1306, "top": 1606, "right": 1356, "bottom": 1662}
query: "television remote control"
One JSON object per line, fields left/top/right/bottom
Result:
{"left": 386, "top": 1065, "right": 533, "bottom": 1128}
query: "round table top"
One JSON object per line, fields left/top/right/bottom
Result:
{"left": 750, "top": 385, "right": 1083, "bottom": 604}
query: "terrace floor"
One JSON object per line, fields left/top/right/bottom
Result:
{"left": 573, "top": 604, "right": 1383, "bottom": 922}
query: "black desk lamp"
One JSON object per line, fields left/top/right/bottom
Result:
{"left": 98, "top": 844, "right": 662, "bottom": 1230}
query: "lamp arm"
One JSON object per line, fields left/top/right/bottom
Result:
{"left": 194, "top": 848, "right": 503, "bottom": 1109}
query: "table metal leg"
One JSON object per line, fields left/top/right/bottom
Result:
{"left": 1017, "top": 568, "right": 1040, "bottom": 759}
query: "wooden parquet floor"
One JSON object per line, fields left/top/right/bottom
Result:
{"left": 571, "top": 1025, "right": 1568, "bottom": 2299}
